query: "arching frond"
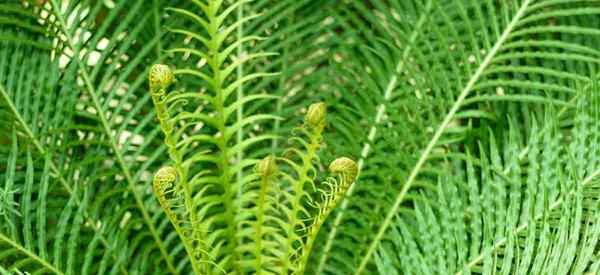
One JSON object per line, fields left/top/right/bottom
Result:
{"left": 376, "top": 83, "right": 600, "bottom": 274}
{"left": 4, "top": 0, "right": 600, "bottom": 274}
{"left": 309, "top": 1, "right": 600, "bottom": 273}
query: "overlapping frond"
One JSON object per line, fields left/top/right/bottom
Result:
{"left": 5, "top": 0, "right": 600, "bottom": 274}
{"left": 0, "top": 0, "right": 192, "bottom": 273}
{"left": 0, "top": 7, "right": 130, "bottom": 273}
{"left": 377, "top": 83, "right": 600, "bottom": 274}
{"left": 308, "top": 1, "right": 600, "bottom": 273}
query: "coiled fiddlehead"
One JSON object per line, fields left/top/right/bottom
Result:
{"left": 153, "top": 166, "right": 177, "bottom": 196}
{"left": 329, "top": 157, "right": 358, "bottom": 185}
{"left": 149, "top": 65, "right": 174, "bottom": 118}
{"left": 257, "top": 155, "right": 279, "bottom": 178}
{"left": 149, "top": 64, "right": 213, "bottom": 274}
{"left": 305, "top": 102, "right": 326, "bottom": 130}
{"left": 293, "top": 157, "right": 358, "bottom": 275}
{"left": 149, "top": 64, "right": 176, "bottom": 142}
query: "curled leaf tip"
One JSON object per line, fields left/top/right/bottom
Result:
{"left": 305, "top": 102, "right": 326, "bottom": 128}
{"left": 153, "top": 166, "right": 178, "bottom": 191}
{"left": 329, "top": 157, "right": 358, "bottom": 182}
{"left": 257, "top": 155, "right": 278, "bottom": 178}
{"left": 149, "top": 64, "right": 175, "bottom": 92}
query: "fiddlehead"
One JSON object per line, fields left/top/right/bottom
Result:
{"left": 329, "top": 157, "right": 358, "bottom": 186}
{"left": 149, "top": 64, "right": 178, "bottom": 155}
{"left": 149, "top": 64, "right": 175, "bottom": 92}
{"left": 305, "top": 102, "right": 326, "bottom": 131}
{"left": 164, "top": 1, "right": 279, "bottom": 272}
{"left": 149, "top": 64, "right": 213, "bottom": 273}
{"left": 294, "top": 157, "right": 358, "bottom": 274}
{"left": 149, "top": 64, "right": 175, "bottom": 126}
{"left": 153, "top": 167, "right": 186, "bottom": 226}
{"left": 257, "top": 154, "right": 279, "bottom": 178}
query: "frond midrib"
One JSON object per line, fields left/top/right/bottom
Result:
{"left": 0, "top": 232, "right": 64, "bottom": 275}
{"left": 355, "top": 0, "right": 534, "bottom": 273}
{"left": 315, "top": 0, "right": 434, "bottom": 272}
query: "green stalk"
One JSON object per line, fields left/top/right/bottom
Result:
{"left": 149, "top": 66, "right": 205, "bottom": 274}
{"left": 236, "top": 0, "right": 245, "bottom": 187}
{"left": 206, "top": 1, "right": 240, "bottom": 272}
{"left": 254, "top": 174, "right": 269, "bottom": 273}
{"left": 284, "top": 126, "right": 323, "bottom": 274}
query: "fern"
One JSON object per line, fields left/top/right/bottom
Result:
{"left": 4, "top": 0, "right": 600, "bottom": 274}
{"left": 149, "top": 57, "right": 356, "bottom": 273}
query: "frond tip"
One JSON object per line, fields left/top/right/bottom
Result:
{"left": 257, "top": 155, "right": 279, "bottom": 178}
{"left": 305, "top": 102, "right": 327, "bottom": 129}
{"left": 149, "top": 64, "right": 175, "bottom": 92}
{"left": 329, "top": 157, "right": 358, "bottom": 183}
{"left": 153, "top": 166, "right": 178, "bottom": 194}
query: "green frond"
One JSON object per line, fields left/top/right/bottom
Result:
{"left": 367, "top": 80, "right": 600, "bottom": 274}
{"left": 303, "top": 1, "right": 600, "bottom": 273}
{"left": 6, "top": 0, "right": 600, "bottom": 274}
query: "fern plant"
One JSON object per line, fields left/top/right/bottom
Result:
{"left": 4, "top": 0, "right": 600, "bottom": 274}
{"left": 148, "top": 60, "right": 356, "bottom": 274}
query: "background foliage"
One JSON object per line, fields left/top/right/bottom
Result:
{"left": 2, "top": 0, "right": 600, "bottom": 274}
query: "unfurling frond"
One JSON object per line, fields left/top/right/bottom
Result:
{"left": 329, "top": 157, "right": 358, "bottom": 184}
{"left": 305, "top": 102, "right": 327, "bottom": 130}
{"left": 257, "top": 155, "right": 279, "bottom": 178}
{"left": 153, "top": 166, "right": 178, "bottom": 195}
{"left": 8, "top": 0, "right": 600, "bottom": 274}
{"left": 293, "top": 157, "right": 357, "bottom": 274}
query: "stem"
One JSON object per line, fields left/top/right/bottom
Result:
{"left": 150, "top": 87, "right": 204, "bottom": 274}
{"left": 285, "top": 126, "right": 322, "bottom": 274}
{"left": 206, "top": 1, "right": 239, "bottom": 272}
{"left": 254, "top": 175, "right": 269, "bottom": 274}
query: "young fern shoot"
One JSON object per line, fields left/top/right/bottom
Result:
{"left": 146, "top": 2, "right": 356, "bottom": 274}
{"left": 150, "top": 65, "right": 212, "bottom": 274}
{"left": 149, "top": 70, "right": 357, "bottom": 274}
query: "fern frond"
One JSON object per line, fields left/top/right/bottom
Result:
{"left": 150, "top": 0, "right": 281, "bottom": 272}
{"left": 294, "top": 157, "right": 358, "bottom": 274}
{"left": 292, "top": 1, "right": 600, "bottom": 272}
{"left": 0, "top": 5, "right": 137, "bottom": 271}
{"left": 371, "top": 79, "right": 600, "bottom": 274}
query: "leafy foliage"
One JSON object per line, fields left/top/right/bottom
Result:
{"left": 3, "top": 0, "right": 600, "bottom": 274}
